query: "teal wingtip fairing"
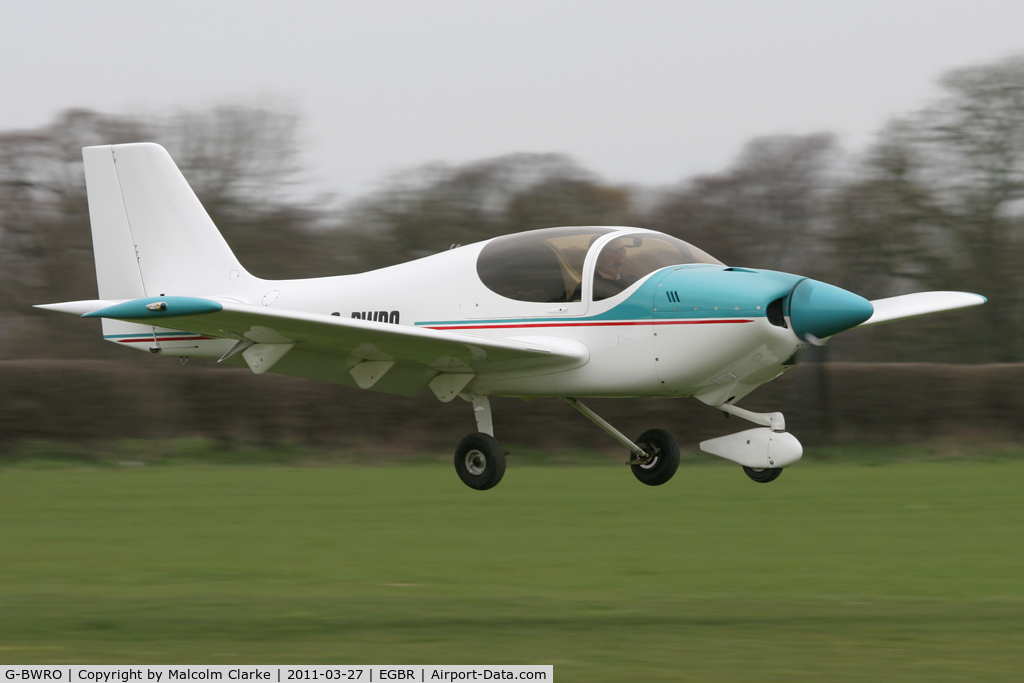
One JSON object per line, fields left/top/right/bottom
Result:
{"left": 38, "top": 142, "right": 988, "bottom": 491}
{"left": 82, "top": 296, "right": 223, "bottom": 320}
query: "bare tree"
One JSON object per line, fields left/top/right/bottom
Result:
{"left": 340, "top": 153, "right": 631, "bottom": 270}
{"left": 645, "top": 133, "right": 843, "bottom": 279}
{"left": 160, "top": 105, "right": 304, "bottom": 211}
{"left": 833, "top": 56, "right": 1024, "bottom": 361}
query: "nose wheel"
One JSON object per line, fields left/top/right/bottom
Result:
{"left": 742, "top": 466, "right": 782, "bottom": 483}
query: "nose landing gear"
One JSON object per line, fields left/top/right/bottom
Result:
{"left": 699, "top": 404, "right": 802, "bottom": 483}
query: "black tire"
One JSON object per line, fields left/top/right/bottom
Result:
{"left": 454, "top": 433, "right": 506, "bottom": 490}
{"left": 743, "top": 466, "right": 782, "bottom": 483}
{"left": 630, "top": 428, "right": 680, "bottom": 486}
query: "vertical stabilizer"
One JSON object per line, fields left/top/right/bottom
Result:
{"left": 82, "top": 143, "right": 252, "bottom": 300}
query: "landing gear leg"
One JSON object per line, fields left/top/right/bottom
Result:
{"left": 454, "top": 395, "right": 506, "bottom": 490}
{"left": 563, "top": 398, "right": 680, "bottom": 486}
{"left": 472, "top": 395, "right": 493, "bottom": 436}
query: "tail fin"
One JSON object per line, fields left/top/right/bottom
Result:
{"left": 83, "top": 142, "right": 251, "bottom": 299}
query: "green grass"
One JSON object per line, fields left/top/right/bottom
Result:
{"left": 1, "top": 457, "right": 1023, "bottom": 681}
{"left": 4, "top": 438, "right": 1023, "bottom": 469}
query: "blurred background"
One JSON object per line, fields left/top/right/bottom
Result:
{"left": 3, "top": 1, "right": 1024, "bottom": 453}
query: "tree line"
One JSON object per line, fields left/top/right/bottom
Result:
{"left": 3, "top": 56, "right": 1023, "bottom": 364}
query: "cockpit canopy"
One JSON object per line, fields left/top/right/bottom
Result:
{"left": 476, "top": 227, "right": 723, "bottom": 303}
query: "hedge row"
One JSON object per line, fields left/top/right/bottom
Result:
{"left": 2, "top": 359, "right": 1022, "bottom": 450}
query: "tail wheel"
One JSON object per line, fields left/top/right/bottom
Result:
{"left": 743, "top": 466, "right": 782, "bottom": 483}
{"left": 630, "top": 429, "right": 680, "bottom": 486}
{"left": 454, "top": 433, "right": 506, "bottom": 490}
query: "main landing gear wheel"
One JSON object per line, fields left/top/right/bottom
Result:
{"left": 630, "top": 429, "right": 680, "bottom": 486}
{"left": 454, "top": 432, "right": 507, "bottom": 490}
{"left": 742, "top": 466, "right": 783, "bottom": 483}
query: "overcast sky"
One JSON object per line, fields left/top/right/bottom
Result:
{"left": 4, "top": 1, "right": 1024, "bottom": 199}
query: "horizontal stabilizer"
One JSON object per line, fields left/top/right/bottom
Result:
{"left": 860, "top": 291, "right": 986, "bottom": 327}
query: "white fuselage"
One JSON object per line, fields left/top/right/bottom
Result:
{"left": 108, "top": 227, "right": 804, "bottom": 405}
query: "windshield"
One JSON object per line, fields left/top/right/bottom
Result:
{"left": 592, "top": 233, "right": 723, "bottom": 301}
{"left": 476, "top": 227, "right": 614, "bottom": 303}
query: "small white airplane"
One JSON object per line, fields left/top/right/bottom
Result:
{"left": 39, "top": 143, "right": 986, "bottom": 489}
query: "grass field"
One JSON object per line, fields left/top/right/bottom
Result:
{"left": 1, "top": 451, "right": 1022, "bottom": 681}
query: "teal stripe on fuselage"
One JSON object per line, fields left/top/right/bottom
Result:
{"left": 417, "top": 266, "right": 804, "bottom": 327}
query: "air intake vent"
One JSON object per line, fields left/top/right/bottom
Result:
{"left": 710, "top": 372, "right": 737, "bottom": 385}
{"left": 767, "top": 297, "right": 787, "bottom": 328}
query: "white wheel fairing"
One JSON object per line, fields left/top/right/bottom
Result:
{"left": 699, "top": 428, "right": 803, "bottom": 469}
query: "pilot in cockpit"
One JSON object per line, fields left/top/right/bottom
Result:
{"left": 592, "top": 246, "right": 630, "bottom": 300}
{"left": 572, "top": 245, "right": 631, "bottom": 302}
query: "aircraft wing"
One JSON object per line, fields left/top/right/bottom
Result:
{"left": 860, "top": 291, "right": 986, "bottom": 327}
{"left": 42, "top": 296, "right": 588, "bottom": 399}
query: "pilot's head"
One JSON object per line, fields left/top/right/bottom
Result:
{"left": 596, "top": 246, "right": 626, "bottom": 280}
